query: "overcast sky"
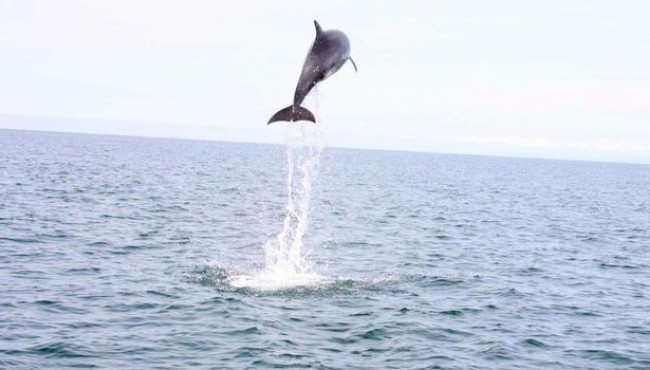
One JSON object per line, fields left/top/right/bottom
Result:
{"left": 1, "top": 0, "right": 649, "bottom": 163}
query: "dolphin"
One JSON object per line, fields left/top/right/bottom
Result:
{"left": 268, "top": 20, "right": 357, "bottom": 124}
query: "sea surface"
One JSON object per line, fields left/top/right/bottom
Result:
{"left": 1, "top": 128, "right": 649, "bottom": 370}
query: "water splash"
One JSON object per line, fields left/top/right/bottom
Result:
{"left": 229, "top": 125, "right": 326, "bottom": 290}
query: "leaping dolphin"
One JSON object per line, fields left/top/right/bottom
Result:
{"left": 268, "top": 20, "right": 357, "bottom": 124}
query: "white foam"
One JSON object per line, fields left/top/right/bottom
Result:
{"left": 227, "top": 271, "right": 327, "bottom": 291}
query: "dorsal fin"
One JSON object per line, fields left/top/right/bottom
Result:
{"left": 314, "top": 20, "right": 323, "bottom": 36}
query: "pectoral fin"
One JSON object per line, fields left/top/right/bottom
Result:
{"left": 348, "top": 57, "right": 358, "bottom": 72}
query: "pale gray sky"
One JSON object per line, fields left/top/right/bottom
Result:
{"left": 1, "top": 0, "right": 649, "bottom": 163}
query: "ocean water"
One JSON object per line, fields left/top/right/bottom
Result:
{"left": 0, "top": 128, "right": 649, "bottom": 369}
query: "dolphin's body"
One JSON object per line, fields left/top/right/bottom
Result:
{"left": 268, "top": 20, "right": 357, "bottom": 124}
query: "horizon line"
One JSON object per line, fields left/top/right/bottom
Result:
{"left": 1, "top": 126, "right": 648, "bottom": 167}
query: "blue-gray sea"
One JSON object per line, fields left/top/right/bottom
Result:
{"left": 1, "top": 128, "right": 649, "bottom": 370}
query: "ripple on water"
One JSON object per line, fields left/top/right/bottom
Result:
{"left": 32, "top": 300, "right": 89, "bottom": 315}
{"left": 63, "top": 267, "right": 101, "bottom": 275}
{"left": 358, "top": 328, "right": 390, "bottom": 341}
{"left": 522, "top": 338, "right": 548, "bottom": 348}
{"left": 27, "top": 342, "right": 93, "bottom": 358}
{"left": 569, "top": 349, "right": 635, "bottom": 366}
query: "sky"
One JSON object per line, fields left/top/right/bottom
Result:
{"left": 1, "top": 0, "right": 649, "bottom": 164}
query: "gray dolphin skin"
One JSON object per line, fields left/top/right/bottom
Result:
{"left": 268, "top": 20, "right": 357, "bottom": 124}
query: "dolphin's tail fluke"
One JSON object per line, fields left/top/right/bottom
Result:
{"left": 267, "top": 105, "right": 316, "bottom": 125}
